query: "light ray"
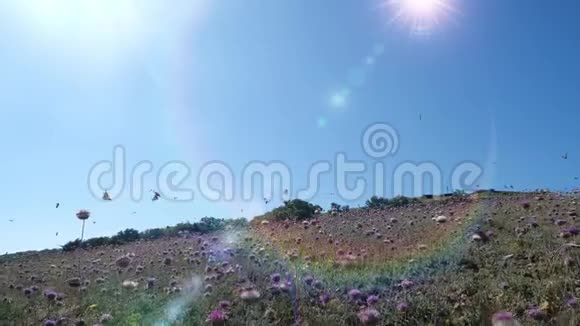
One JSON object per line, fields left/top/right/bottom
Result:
{"left": 382, "top": 0, "right": 457, "bottom": 35}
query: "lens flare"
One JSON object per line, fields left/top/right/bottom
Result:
{"left": 384, "top": 0, "right": 456, "bottom": 35}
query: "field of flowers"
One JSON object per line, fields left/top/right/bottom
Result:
{"left": 1, "top": 191, "right": 580, "bottom": 325}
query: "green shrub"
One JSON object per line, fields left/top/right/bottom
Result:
{"left": 365, "top": 196, "right": 390, "bottom": 209}
{"left": 60, "top": 217, "right": 234, "bottom": 252}
{"left": 269, "top": 199, "right": 321, "bottom": 221}
{"left": 365, "top": 195, "right": 415, "bottom": 209}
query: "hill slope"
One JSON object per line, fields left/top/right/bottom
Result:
{"left": 1, "top": 191, "right": 580, "bottom": 325}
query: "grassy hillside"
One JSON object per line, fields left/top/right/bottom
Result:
{"left": 1, "top": 191, "right": 579, "bottom": 325}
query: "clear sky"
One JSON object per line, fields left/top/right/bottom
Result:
{"left": 1, "top": 0, "right": 579, "bottom": 253}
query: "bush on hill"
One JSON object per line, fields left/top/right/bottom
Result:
{"left": 61, "top": 216, "right": 247, "bottom": 252}
{"left": 269, "top": 199, "right": 322, "bottom": 221}
{"left": 365, "top": 195, "right": 415, "bottom": 209}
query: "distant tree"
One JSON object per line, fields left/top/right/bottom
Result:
{"left": 365, "top": 196, "right": 390, "bottom": 209}
{"left": 269, "top": 199, "right": 320, "bottom": 221}
{"left": 389, "top": 195, "right": 411, "bottom": 207}
{"left": 110, "top": 228, "right": 140, "bottom": 245}
{"left": 225, "top": 218, "right": 249, "bottom": 228}
{"left": 200, "top": 217, "right": 225, "bottom": 231}
{"left": 84, "top": 236, "right": 111, "bottom": 249}
{"left": 141, "top": 228, "right": 165, "bottom": 241}
{"left": 453, "top": 189, "right": 467, "bottom": 197}
{"left": 61, "top": 239, "right": 82, "bottom": 252}
{"left": 330, "top": 202, "right": 342, "bottom": 213}
{"left": 59, "top": 217, "right": 240, "bottom": 252}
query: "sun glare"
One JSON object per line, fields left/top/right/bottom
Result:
{"left": 406, "top": 0, "right": 438, "bottom": 15}
{"left": 385, "top": 0, "right": 456, "bottom": 35}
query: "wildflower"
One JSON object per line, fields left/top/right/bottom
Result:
{"left": 319, "top": 293, "right": 331, "bottom": 306}
{"left": 76, "top": 210, "right": 90, "bottom": 220}
{"left": 43, "top": 320, "right": 57, "bottom": 326}
{"left": 43, "top": 289, "right": 57, "bottom": 301}
{"left": 115, "top": 255, "right": 131, "bottom": 268}
{"left": 219, "top": 300, "right": 231, "bottom": 310}
{"left": 270, "top": 273, "right": 281, "bottom": 283}
{"left": 348, "top": 289, "right": 362, "bottom": 301}
{"left": 400, "top": 279, "right": 414, "bottom": 289}
{"left": 566, "top": 296, "right": 578, "bottom": 308}
{"left": 366, "top": 295, "right": 379, "bottom": 306}
{"left": 357, "top": 308, "right": 380, "bottom": 326}
{"left": 303, "top": 276, "right": 314, "bottom": 286}
{"left": 240, "top": 288, "right": 261, "bottom": 302}
{"left": 521, "top": 201, "right": 530, "bottom": 209}
{"left": 396, "top": 301, "right": 409, "bottom": 312}
{"left": 566, "top": 226, "right": 580, "bottom": 236}
{"left": 206, "top": 308, "right": 228, "bottom": 325}
{"left": 526, "top": 305, "right": 546, "bottom": 321}
{"left": 492, "top": 311, "right": 520, "bottom": 326}
{"left": 312, "top": 279, "right": 323, "bottom": 289}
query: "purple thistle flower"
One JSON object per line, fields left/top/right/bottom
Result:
{"left": 566, "top": 296, "right": 578, "bottom": 308}
{"left": 492, "top": 311, "right": 519, "bottom": 326}
{"left": 43, "top": 321, "right": 57, "bottom": 326}
{"left": 115, "top": 255, "right": 131, "bottom": 268}
{"left": 206, "top": 308, "right": 228, "bottom": 325}
{"left": 312, "top": 279, "right": 323, "bottom": 289}
{"left": 279, "top": 280, "right": 292, "bottom": 293}
{"left": 270, "top": 273, "right": 281, "bottom": 283}
{"left": 526, "top": 306, "right": 546, "bottom": 321}
{"left": 76, "top": 210, "right": 90, "bottom": 220}
{"left": 319, "top": 293, "right": 331, "bottom": 306}
{"left": 400, "top": 279, "right": 414, "bottom": 289}
{"left": 348, "top": 289, "right": 362, "bottom": 301}
{"left": 303, "top": 276, "right": 314, "bottom": 286}
{"left": 43, "top": 289, "right": 57, "bottom": 301}
{"left": 566, "top": 226, "right": 580, "bottom": 236}
{"left": 357, "top": 308, "right": 380, "bottom": 326}
{"left": 521, "top": 201, "right": 530, "bottom": 209}
{"left": 396, "top": 301, "right": 410, "bottom": 312}
{"left": 366, "top": 295, "right": 379, "bottom": 306}
{"left": 219, "top": 300, "right": 231, "bottom": 310}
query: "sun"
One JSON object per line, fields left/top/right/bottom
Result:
{"left": 384, "top": 0, "right": 456, "bottom": 35}
{"left": 405, "top": 0, "right": 439, "bottom": 15}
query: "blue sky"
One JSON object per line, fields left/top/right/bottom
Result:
{"left": 1, "top": 0, "right": 579, "bottom": 253}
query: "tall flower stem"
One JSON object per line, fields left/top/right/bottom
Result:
{"left": 78, "top": 219, "right": 86, "bottom": 302}
{"left": 74, "top": 209, "right": 90, "bottom": 305}
{"left": 80, "top": 219, "right": 86, "bottom": 243}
